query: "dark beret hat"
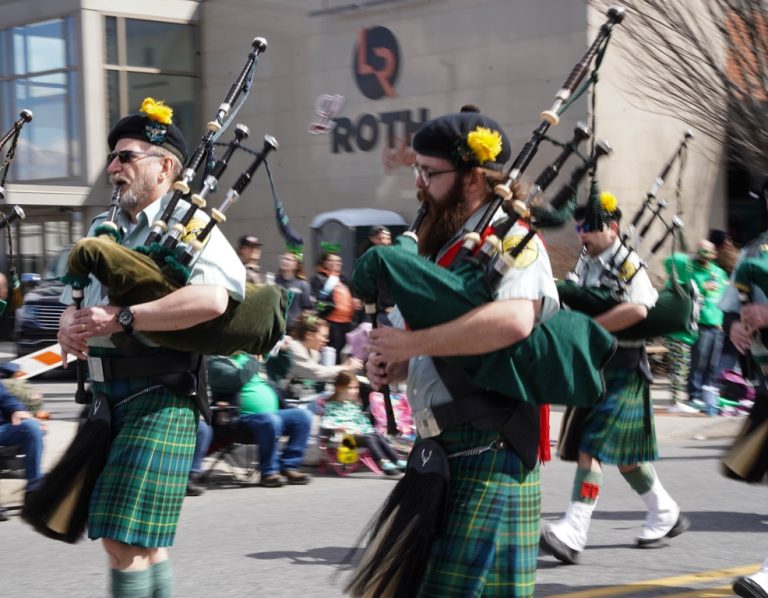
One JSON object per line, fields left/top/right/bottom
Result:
{"left": 412, "top": 105, "right": 511, "bottom": 170}
{"left": 108, "top": 98, "right": 188, "bottom": 164}
{"left": 369, "top": 225, "right": 390, "bottom": 237}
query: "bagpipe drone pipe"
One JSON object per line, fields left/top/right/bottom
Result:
{"left": 556, "top": 130, "right": 698, "bottom": 340}
{"left": 350, "top": 6, "right": 629, "bottom": 411}
{"left": 60, "top": 39, "right": 293, "bottom": 358}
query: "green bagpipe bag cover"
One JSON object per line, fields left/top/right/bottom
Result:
{"left": 556, "top": 278, "right": 698, "bottom": 340}
{"left": 351, "top": 240, "right": 616, "bottom": 407}
{"left": 64, "top": 236, "right": 288, "bottom": 356}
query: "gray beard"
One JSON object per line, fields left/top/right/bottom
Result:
{"left": 118, "top": 189, "right": 139, "bottom": 212}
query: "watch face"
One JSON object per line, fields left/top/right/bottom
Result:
{"left": 118, "top": 308, "right": 133, "bottom": 329}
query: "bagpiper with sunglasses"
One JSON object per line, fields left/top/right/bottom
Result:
{"left": 540, "top": 186, "right": 690, "bottom": 565}
{"left": 56, "top": 98, "right": 246, "bottom": 598}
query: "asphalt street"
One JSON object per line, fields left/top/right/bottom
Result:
{"left": 0, "top": 380, "right": 764, "bottom": 597}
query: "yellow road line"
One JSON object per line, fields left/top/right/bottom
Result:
{"left": 545, "top": 564, "right": 759, "bottom": 597}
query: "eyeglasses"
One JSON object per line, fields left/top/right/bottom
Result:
{"left": 107, "top": 150, "right": 162, "bottom": 165}
{"left": 575, "top": 223, "right": 592, "bottom": 233}
{"left": 412, "top": 164, "right": 457, "bottom": 186}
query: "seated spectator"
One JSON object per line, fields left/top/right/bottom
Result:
{"left": 207, "top": 352, "right": 313, "bottom": 488}
{"left": 186, "top": 419, "right": 213, "bottom": 496}
{"left": 282, "top": 312, "right": 362, "bottom": 399}
{"left": 275, "top": 250, "right": 315, "bottom": 328}
{"left": 320, "top": 372, "right": 406, "bottom": 476}
{"left": 0, "top": 381, "right": 44, "bottom": 520}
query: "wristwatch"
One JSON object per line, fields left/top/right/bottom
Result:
{"left": 116, "top": 306, "right": 135, "bottom": 335}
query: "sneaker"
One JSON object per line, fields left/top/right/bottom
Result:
{"left": 260, "top": 473, "right": 285, "bottom": 488}
{"left": 0, "top": 507, "right": 7, "bottom": 522}
{"left": 668, "top": 402, "right": 700, "bottom": 414}
{"left": 280, "top": 469, "right": 311, "bottom": 485}
{"left": 186, "top": 474, "right": 205, "bottom": 497}
{"left": 394, "top": 459, "right": 408, "bottom": 470}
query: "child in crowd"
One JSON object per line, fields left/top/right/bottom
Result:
{"left": 320, "top": 372, "right": 407, "bottom": 476}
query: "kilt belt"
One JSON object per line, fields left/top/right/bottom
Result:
{"left": 413, "top": 358, "right": 540, "bottom": 470}
{"left": 87, "top": 352, "right": 200, "bottom": 382}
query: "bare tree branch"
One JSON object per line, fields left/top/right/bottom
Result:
{"left": 591, "top": 0, "right": 768, "bottom": 172}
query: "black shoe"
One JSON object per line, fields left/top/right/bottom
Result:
{"left": 636, "top": 514, "right": 691, "bottom": 548}
{"left": 539, "top": 528, "right": 580, "bottom": 564}
{"left": 734, "top": 577, "right": 768, "bottom": 598}
{"left": 260, "top": 473, "right": 285, "bottom": 488}
{"left": 186, "top": 474, "right": 205, "bottom": 497}
{"left": 0, "top": 508, "right": 8, "bottom": 522}
{"left": 280, "top": 469, "right": 310, "bottom": 485}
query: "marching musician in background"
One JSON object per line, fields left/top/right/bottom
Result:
{"left": 540, "top": 190, "right": 689, "bottom": 565}
{"left": 719, "top": 224, "right": 768, "bottom": 598}
{"left": 57, "top": 98, "right": 246, "bottom": 598}
{"left": 363, "top": 107, "right": 559, "bottom": 597}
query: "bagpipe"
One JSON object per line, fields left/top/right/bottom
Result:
{"left": 350, "top": 8, "right": 627, "bottom": 412}
{"left": 556, "top": 130, "right": 698, "bottom": 340}
{"left": 61, "top": 38, "right": 291, "bottom": 360}
{"left": 0, "top": 110, "right": 33, "bottom": 310}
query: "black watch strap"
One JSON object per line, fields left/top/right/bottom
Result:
{"left": 117, "top": 306, "right": 135, "bottom": 335}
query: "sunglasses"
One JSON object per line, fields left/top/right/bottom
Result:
{"left": 107, "top": 149, "right": 162, "bottom": 165}
{"left": 575, "top": 223, "right": 593, "bottom": 233}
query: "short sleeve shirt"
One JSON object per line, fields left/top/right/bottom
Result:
{"left": 60, "top": 192, "right": 246, "bottom": 349}
{"left": 400, "top": 206, "right": 560, "bottom": 412}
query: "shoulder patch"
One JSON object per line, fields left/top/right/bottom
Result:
{"left": 619, "top": 259, "right": 637, "bottom": 281}
{"left": 501, "top": 234, "right": 539, "bottom": 269}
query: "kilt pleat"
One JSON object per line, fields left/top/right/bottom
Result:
{"left": 418, "top": 423, "right": 540, "bottom": 598}
{"left": 87, "top": 376, "right": 197, "bottom": 548}
{"left": 578, "top": 368, "right": 658, "bottom": 465}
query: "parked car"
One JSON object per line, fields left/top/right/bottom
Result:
{"left": 15, "top": 248, "right": 70, "bottom": 357}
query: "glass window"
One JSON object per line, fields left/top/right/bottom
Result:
{"left": 105, "top": 17, "right": 200, "bottom": 151}
{"left": 0, "top": 17, "right": 79, "bottom": 181}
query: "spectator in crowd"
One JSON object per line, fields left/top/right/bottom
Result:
{"left": 709, "top": 229, "right": 741, "bottom": 375}
{"left": 687, "top": 240, "right": 729, "bottom": 409}
{"left": 0, "top": 382, "right": 44, "bottom": 521}
{"left": 368, "top": 225, "right": 392, "bottom": 247}
{"left": 310, "top": 252, "right": 362, "bottom": 362}
{"left": 661, "top": 252, "right": 699, "bottom": 412}
{"left": 207, "top": 352, "right": 313, "bottom": 488}
{"left": 238, "top": 234, "right": 264, "bottom": 284}
{"left": 275, "top": 250, "right": 315, "bottom": 328}
{"left": 320, "top": 371, "right": 406, "bottom": 476}
{"left": 282, "top": 312, "right": 361, "bottom": 399}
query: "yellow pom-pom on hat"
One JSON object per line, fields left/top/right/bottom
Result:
{"left": 140, "top": 97, "right": 174, "bottom": 125}
{"left": 599, "top": 191, "right": 618, "bottom": 214}
{"left": 467, "top": 126, "right": 503, "bottom": 165}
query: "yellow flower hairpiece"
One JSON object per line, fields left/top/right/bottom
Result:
{"left": 140, "top": 97, "right": 173, "bottom": 126}
{"left": 599, "top": 191, "right": 618, "bottom": 213}
{"left": 466, "top": 126, "right": 503, "bottom": 164}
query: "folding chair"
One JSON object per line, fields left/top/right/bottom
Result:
{"left": 200, "top": 395, "right": 260, "bottom": 484}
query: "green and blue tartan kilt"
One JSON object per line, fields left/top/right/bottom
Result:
{"left": 87, "top": 375, "right": 198, "bottom": 548}
{"left": 577, "top": 368, "right": 659, "bottom": 465}
{"left": 418, "top": 423, "right": 540, "bottom": 598}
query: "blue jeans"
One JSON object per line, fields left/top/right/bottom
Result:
{"left": 0, "top": 418, "right": 43, "bottom": 483}
{"left": 239, "top": 408, "right": 313, "bottom": 476}
{"left": 190, "top": 419, "right": 213, "bottom": 475}
{"left": 688, "top": 326, "right": 725, "bottom": 400}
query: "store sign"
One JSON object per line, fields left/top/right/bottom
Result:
{"left": 333, "top": 27, "right": 430, "bottom": 154}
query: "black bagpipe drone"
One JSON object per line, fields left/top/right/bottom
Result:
{"left": 556, "top": 129, "right": 698, "bottom": 340}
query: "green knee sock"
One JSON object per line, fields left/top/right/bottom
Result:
{"left": 110, "top": 568, "right": 152, "bottom": 598}
{"left": 151, "top": 560, "right": 173, "bottom": 598}
{"left": 621, "top": 463, "right": 656, "bottom": 495}
{"left": 571, "top": 467, "right": 602, "bottom": 505}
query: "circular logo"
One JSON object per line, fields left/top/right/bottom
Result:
{"left": 353, "top": 26, "right": 400, "bottom": 100}
{"left": 502, "top": 235, "right": 539, "bottom": 269}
